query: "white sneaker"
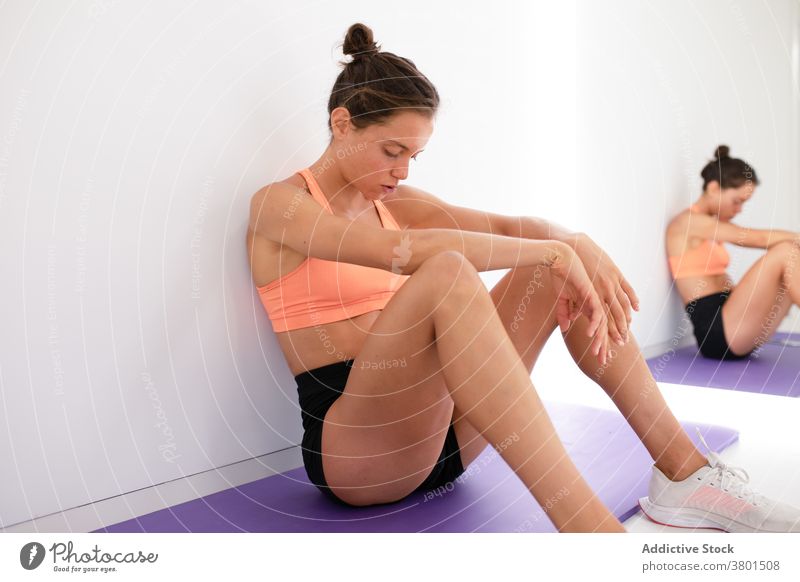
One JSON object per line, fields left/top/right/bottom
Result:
{"left": 638, "top": 429, "right": 800, "bottom": 533}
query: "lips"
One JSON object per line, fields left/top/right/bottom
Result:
{"left": 381, "top": 185, "right": 397, "bottom": 194}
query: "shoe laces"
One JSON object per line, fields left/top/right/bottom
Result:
{"left": 694, "top": 427, "right": 764, "bottom": 506}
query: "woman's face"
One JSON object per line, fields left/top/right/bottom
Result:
{"left": 707, "top": 181, "right": 755, "bottom": 221}
{"left": 331, "top": 109, "right": 433, "bottom": 198}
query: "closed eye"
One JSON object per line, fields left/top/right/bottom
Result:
{"left": 384, "top": 149, "right": 400, "bottom": 159}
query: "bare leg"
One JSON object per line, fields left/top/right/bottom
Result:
{"left": 431, "top": 258, "right": 624, "bottom": 532}
{"left": 324, "top": 252, "right": 624, "bottom": 531}
{"left": 723, "top": 241, "right": 800, "bottom": 355}
{"left": 452, "top": 265, "right": 707, "bottom": 483}
{"left": 562, "top": 316, "right": 709, "bottom": 480}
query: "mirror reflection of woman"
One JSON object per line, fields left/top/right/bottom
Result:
{"left": 666, "top": 146, "right": 800, "bottom": 360}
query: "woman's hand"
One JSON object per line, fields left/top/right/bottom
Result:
{"left": 546, "top": 243, "right": 610, "bottom": 365}
{"left": 570, "top": 233, "right": 640, "bottom": 346}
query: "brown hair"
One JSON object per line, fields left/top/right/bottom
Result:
{"left": 700, "top": 145, "right": 760, "bottom": 190}
{"left": 327, "top": 23, "right": 440, "bottom": 134}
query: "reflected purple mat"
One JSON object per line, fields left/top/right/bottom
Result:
{"left": 94, "top": 401, "right": 738, "bottom": 533}
{"left": 646, "top": 332, "right": 800, "bottom": 397}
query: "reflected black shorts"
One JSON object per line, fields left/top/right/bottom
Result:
{"left": 686, "top": 291, "right": 752, "bottom": 361}
{"left": 295, "top": 358, "right": 466, "bottom": 506}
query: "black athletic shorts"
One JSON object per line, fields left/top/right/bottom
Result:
{"left": 686, "top": 291, "right": 752, "bottom": 361}
{"left": 295, "top": 358, "right": 466, "bottom": 506}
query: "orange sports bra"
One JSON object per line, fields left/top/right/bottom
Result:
{"left": 668, "top": 204, "right": 730, "bottom": 279}
{"left": 256, "top": 168, "right": 410, "bottom": 332}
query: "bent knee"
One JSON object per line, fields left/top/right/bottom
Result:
{"left": 419, "top": 251, "right": 482, "bottom": 288}
{"left": 767, "top": 240, "right": 800, "bottom": 262}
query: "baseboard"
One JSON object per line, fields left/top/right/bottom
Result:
{"left": 1, "top": 446, "right": 303, "bottom": 533}
{"left": 640, "top": 334, "right": 695, "bottom": 360}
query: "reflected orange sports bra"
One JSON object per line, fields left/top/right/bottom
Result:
{"left": 256, "top": 168, "right": 410, "bottom": 332}
{"left": 668, "top": 204, "right": 730, "bottom": 279}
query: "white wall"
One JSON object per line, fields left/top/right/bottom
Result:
{"left": 573, "top": 0, "right": 800, "bottom": 350}
{"left": 0, "top": 0, "right": 797, "bottom": 528}
{"left": 0, "top": 0, "right": 567, "bottom": 528}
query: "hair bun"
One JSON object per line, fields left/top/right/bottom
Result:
{"left": 714, "top": 145, "right": 730, "bottom": 160}
{"left": 342, "top": 23, "right": 380, "bottom": 61}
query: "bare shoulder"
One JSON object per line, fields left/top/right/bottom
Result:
{"left": 667, "top": 207, "right": 712, "bottom": 233}
{"left": 248, "top": 173, "right": 319, "bottom": 233}
{"left": 390, "top": 183, "right": 442, "bottom": 205}
{"left": 381, "top": 183, "right": 448, "bottom": 229}
{"left": 666, "top": 208, "right": 688, "bottom": 234}
{"left": 384, "top": 183, "right": 514, "bottom": 233}
{"left": 246, "top": 175, "right": 316, "bottom": 287}
{"left": 250, "top": 174, "right": 307, "bottom": 205}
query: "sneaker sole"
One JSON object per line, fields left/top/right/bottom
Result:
{"left": 638, "top": 497, "right": 732, "bottom": 532}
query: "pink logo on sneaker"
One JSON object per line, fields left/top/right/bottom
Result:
{"left": 687, "top": 485, "right": 756, "bottom": 519}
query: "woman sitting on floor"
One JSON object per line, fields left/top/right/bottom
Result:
{"left": 249, "top": 24, "right": 800, "bottom": 532}
{"left": 666, "top": 146, "right": 800, "bottom": 361}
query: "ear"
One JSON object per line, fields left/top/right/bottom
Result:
{"left": 704, "top": 180, "right": 721, "bottom": 196}
{"left": 330, "top": 107, "right": 353, "bottom": 140}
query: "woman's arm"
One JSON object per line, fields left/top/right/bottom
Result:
{"left": 252, "top": 182, "right": 610, "bottom": 363}
{"left": 688, "top": 214, "right": 800, "bottom": 249}
{"left": 739, "top": 227, "right": 800, "bottom": 248}
{"left": 397, "top": 227, "right": 570, "bottom": 274}
{"left": 252, "top": 182, "right": 574, "bottom": 275}
{"left": 391, "top": 185, "right": 638, "bottom": 345}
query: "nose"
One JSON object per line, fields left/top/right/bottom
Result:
{"left": 391, "top": 163, "right": 409, "bottom": 181}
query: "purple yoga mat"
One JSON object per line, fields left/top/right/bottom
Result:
{"left": 647, "top": 332, "right": 800, "bottom": 397}
{"left": 94, "top": 401, "right": 738, "bottom": 533}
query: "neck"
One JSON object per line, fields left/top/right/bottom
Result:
{"left": 693, "top": 197, "right": 711, "bottom": 215}
{"left": 307, "top": 148, "right": 369, "bottom": 214}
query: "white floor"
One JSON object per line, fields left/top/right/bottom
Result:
{"left": 530, "top": 337, "right": 800, "bottom": 533}
{"left": 4, "top": 339, "right": 799, "bottom": 534}
{"left": 622, "top": 382, "right": 800, "bottom": 532}
{"left": 623, "top": 381, "right": 800, "bottom": 532}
